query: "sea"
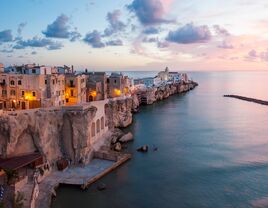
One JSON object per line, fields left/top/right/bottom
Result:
{"left": 52, "top": 71, "right": 268, "bottom": 208}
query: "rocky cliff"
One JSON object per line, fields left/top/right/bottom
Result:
{"left": 0, "top": 106, "right": 99, "bottom": 166}
{"left": 0, "top": 81, "right": 198, "bottom": 166}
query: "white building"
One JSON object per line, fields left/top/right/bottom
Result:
{"left": 142, "top": 77, "right": 162, "bottom": 87}
{"left": 157, "top": 67, "right": 169, "bottom": 81}
{"left": 169, "top": 72, "right": 181, "bottom": 83}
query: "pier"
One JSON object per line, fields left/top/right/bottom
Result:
{"left": 34, "top": 151, "right": 131, "bottom": 208}
{"left": 224, "top": 95, "right": 268, "bottom": 106}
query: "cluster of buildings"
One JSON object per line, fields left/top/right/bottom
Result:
{"left": 0, "top": 63, "right": 189, "bottom": 111}
{"left": 134, "top": 67, "right": 189, "bottom": 88}
{"left": 0, "top": 64, "right": 134, "bottom": 111}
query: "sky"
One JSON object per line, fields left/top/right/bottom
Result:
{"left": 1, "top": 0, "right": 268, "bottom": 71}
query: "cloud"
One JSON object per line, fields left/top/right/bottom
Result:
{"left": 104, "top": 10, "right": 126, "bottom": 36}
{"left": 47, "top": 42, "right": 63, "bottom": 50}
{"left": 127, "top": 0, "right": 172, "bottom": 25}
{"left": 142, "top": 37, "right": 158, "bottom": 43}
{"left": 43, "top": 14, "right": 81, "bottom": 41}
{"left": 13, "top": 36, "right": 63, "bottom": 50}
{"left": 244, "top": 49, "right": 268, "bottom": 62}
{"left": 106, "top": 39, "right": 123, "bottom": 46}
{"left": 142, "top": 27, "right": 160, "bottom": 34}
{"left": 17, "top": 22, "right": 27, "bottom": 36}
{"left": 213, "top": 25, "right": 230, "bottom": 36}
{"left": 166, "top": 23, "right": 211, "bottom": 44}
{"left": 0, "top": 49, "right": 14, "bottom": 53}
{"left": 218, "top": 41, "right": 234, "bottom": 49}
{"left": 0, "top": 30, "right": 13, "bottom": 43}
{"left": 83, "top": 30, "right": 105, "bottom": 48}
{"left": 69, "top": 31, "right": 82, "bottom": 42}
{"left": 157, "top": 41, "right": 169, "bottom": 48}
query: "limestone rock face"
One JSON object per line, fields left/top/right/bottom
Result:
{"left": 110, "top": 128, "right": 125, "bottom": 144}
{"left": 0, "top": 106, "right": 98, "bottom": 166}
{"left": 119, "top": 132, "right": 134, "bottom": 143}
{"left": 105, "top": 98, "right": 133, "bottom": 128}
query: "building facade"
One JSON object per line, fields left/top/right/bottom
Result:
{"left": 65, "top": 74, "right": 87, "bottom": 105}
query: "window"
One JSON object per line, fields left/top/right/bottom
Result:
{"left": 107, "top": 79, "right": 110, "bottom": 84}
{"left": 18, "top": 80, "right": 22, "bottom": 85}
{"left": 10, "top": 90, "right": 16, "bottom": 96}
{"left": 114, "top": 79, "right": 117, "bottom": 84}
{"left": 70, "top": 80, "right": 74, "bottom": 87}
{"left": 71, "top": 90, "right": 74, "bottom": 97}
{"left": 32, "top": 91, "right": 36, "bottom": 97}
{"left": 45, "top": 80, "right": 47, "bottom": 85}
{"left": 52, "top": 80, "right": 55, "bottom": 85}
{"left": 10, "top": 80, "right": 15, "bottom": 85}
{"left": 2, "top": 90, "right": 7, "bottom": 96}
{"left": 101, "top": 117, "right": 104, "bottom": 130}
{"left": 97, "top": 119, "right": 100, "bottom": 133}
{"left": 91, "top": 122, "right": 95, "bottom": 137}
{"left": 21, "top": 91, "right": 25, "bottom": 96}
{"left": 32, "top": 69, "right": 36, "bottom": 74}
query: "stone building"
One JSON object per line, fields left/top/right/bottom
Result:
{"left": 86, "top": 72, "right": 108, "bottom": 102}
{"left": 157, "top": 67, "right": 169, "bottom": 81}
{"left": 0, "top": 64, "right": 67, "bottom": 110}
{"left": 65, "top": 74, "right": 87, "bottom": 105}
{"left": 107, "top": 73, "right": 133, "bottom": 98}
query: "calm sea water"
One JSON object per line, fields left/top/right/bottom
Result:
{"left": 52, "top": 71, "right": 268, "bottom": 208}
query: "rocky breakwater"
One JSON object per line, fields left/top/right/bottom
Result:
{"left": 137, "top": 81, "right": 198, "bottom": 105}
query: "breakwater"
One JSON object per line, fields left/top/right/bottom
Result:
{"left": 224, "top": 95, "right": 268, "bottom": 106}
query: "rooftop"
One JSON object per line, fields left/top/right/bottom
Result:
{"left": 0, "top": 153, "right": 42, "bottom": 171}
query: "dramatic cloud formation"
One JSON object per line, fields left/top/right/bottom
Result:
{"left": 104, "top": 10, "right": 126, "bottom": 36}
{"left": 127, "top": 0, "right": 171, "bottom": 25}
{"left": 106, "top": 39, "right": 123, "bottom": 46}
{"left": 43, "top": 14, "right": 81, "bottom": 41}
{"left": 0, "top": 30, "right": 13, "bottom": 43}
{"left": 83, "top": 30, "right": 105, "bottom": 48}
{"left": 13, "top": 37, "right": 63, "bottom": 50}
{"left": 166, "top": 23, "right": 211, "bottom": 44}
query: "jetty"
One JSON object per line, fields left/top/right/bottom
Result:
{"left": 34, "top": 150, "right": 131, "bottom": 208}
{"left": 224, "top": 95, "right": 268, "bottom": 106}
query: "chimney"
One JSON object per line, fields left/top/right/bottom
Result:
{"left": 71, "top": 65, "right": 74, "bottom": 73}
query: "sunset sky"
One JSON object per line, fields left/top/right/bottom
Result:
{"left": 1, "top": 0, "right": 268, "bottom": 71}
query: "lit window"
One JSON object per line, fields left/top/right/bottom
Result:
{"left": 10, "top": 90, "right": 16, "bottom": 95}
